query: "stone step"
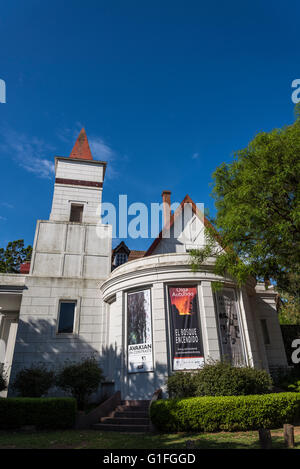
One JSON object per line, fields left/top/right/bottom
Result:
{"left": 121, "top": 400, "right": 150, "bottom": 408}
{"left": 92, "top": 423, "right": 149, "bottom": 433}
{"left": 114, "top": 410, "right": 149, "bottom": 418}
{"left": 101, "top": 417, "right": 149, "bottom": 425}
{"left": 116, "top": 405, "right": 149, "bottom": 413}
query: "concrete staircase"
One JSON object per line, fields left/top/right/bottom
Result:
{"left": 92, "top": 400, "right": 150, "bottom": 432}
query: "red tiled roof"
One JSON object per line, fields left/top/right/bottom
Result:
{"left": 69, "top": 128, "right": 93, "bottom": 160}
{"left": 128, "top": 250, "right": 146, "bottom": 261}
{"left": 20, "top": 262, "right": 30, "bottom": 274}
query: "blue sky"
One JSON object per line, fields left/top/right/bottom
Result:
{"left": 0, "top": 0, "right": 299, "bottom": 251}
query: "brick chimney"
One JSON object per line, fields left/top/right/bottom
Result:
{"left": 162, "top": 190, "right": 171, "bottom": 228}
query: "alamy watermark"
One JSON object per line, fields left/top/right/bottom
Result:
{"left": 0, "top": 79, "right": 6, "bottom": 103}
{"left": 291, "top": 338, "right": 300, "bottom": 364}
{"left": 94, "top": 195, "right": 205, "bottom": 242}
{"left": 291, "top": 79, "right": 300, "bottom": 104}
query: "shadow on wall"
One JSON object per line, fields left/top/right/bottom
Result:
{"left": 8, "top": 318, "right": 169, "bottom": 401}
{"left": 254, "top": 295, "right": 289, "bottom": 371}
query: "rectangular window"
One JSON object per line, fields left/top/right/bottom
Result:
{"left": 70, "top": 204, "right": 83, "bottom": 222}
{"left": 57, "top": 301, "right": 76, "bottom": 334}
{"left": 114, "top": 253, "right": 128, "bottom": 266}
{"left": 261, "top": 319, "right": 270, "bottom": 345}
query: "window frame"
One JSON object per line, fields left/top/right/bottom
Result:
{"left": 114, "top": 252, "right": 128, "bottom": 266}
{"left": 56, "top": 299, "right": 79, "bottom": 336}
{"left": 69, "top": 203, "right": 84, "bottom": 223}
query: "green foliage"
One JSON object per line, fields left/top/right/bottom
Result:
{"left": 12, "top": 365, "right": 55, "bottom": 397}
{"left": 167, "top": 371, "right": 197, "bottom": 398}
{"left": 278, "top": 274, "right": 300, "bottom": 324}
{"left": 56, "top": 358, "right": 104, "bottom": 410}
{"left": 288, "top": 380, "right": 300, "bottom": 392}
{"left": 194, "top": 361, "right": 273, "bottom": 396}
{"left": 272, "top": 365, "right": 300, "bottom": 390}
{"left": 0, "top": 398, "right": 77, "bottom": 429}
{"left": 0, "top": 239, "right": 32, "bottom": 273}
{"left": 0, "top": 365, "right": 7, "bottom": 392}
{"left": 150, "top": 393, "right": 300, "bottom": 432}
{"left": 191, "top": 109, "right": 300, "bottom": 296}
{"left": 166, "top": 362, "right": 272, "bottom": 398}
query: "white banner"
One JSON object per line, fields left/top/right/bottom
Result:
{"left": 127, "top": 289, "right": 153, "bottom": 373}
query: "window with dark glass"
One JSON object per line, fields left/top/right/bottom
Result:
{"left": 70, "top": 204, "right": 83, "bottom": 222}
{"left": 114, "top": 253, "right": 128, "bottom": 266}
{"left": 57, "top": 301, "right": 76, "bottom": 334}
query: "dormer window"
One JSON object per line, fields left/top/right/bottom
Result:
{"left": 114, "top": 253, "right": 128, "bottom": 266}
{"left": 70, "top": 204, "right": 83, "bottom": 222}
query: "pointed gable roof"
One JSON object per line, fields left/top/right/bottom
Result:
{"left": 69, "top": 128, "right": 93, "bottom": 160}
{"left": 144, "top": 194, "right": 221, "bottom": 257}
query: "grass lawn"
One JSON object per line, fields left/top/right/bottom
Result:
{"left": 0, "top": 427, "right": 299, "bottom": 449}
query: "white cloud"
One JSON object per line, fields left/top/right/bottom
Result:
{"left": 0, "top": 128, "right": 55, "bottom": 179}
{"left": 0, "top": 216, "right": 7, "bottom": 221}
{"left": 89, "top": 136, "right": 114, "bottom": 161}
{"left": 192, "top": 152, "right": 200, "bottom": 160}
{"left": 0, "top": 202, "right": 14, "bottom": 209}
{"left": 89, "top": 136, "right": 119, "bottom": 178}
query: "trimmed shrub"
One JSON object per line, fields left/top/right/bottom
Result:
{"left": 12, "top": 365, "right": 55, "bottom": 397}
{"left": 194, "top": 361, "right": 273, "bottom": 396}
{"left": 167, "top": 371, "right": 197, "bottom": 398}
{"left": 150, "top": 393, "right": 300, "bottom": 432}
{"left": 56, "top": 358, "right": 104, "bottom": 410}
{"left": 0, "top": 397, "right": 77, "bottom": 429}
{"left": 166, "top": 362, "right": 273, "bottom": 398}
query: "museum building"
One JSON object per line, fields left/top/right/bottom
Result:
{"left": 0, "top": 129, "right": 288, "bottom": 400}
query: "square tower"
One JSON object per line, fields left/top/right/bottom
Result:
{"left": 50, "top": 128, "right": 106, "bottom": 224}
{"left": 9, "top": 129, "right": 112, "bottom": 390}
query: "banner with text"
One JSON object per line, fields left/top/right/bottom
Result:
{"left": 127, "top": 289, "right": 153, "bottom": 373}
{"left": 169, "top": 286, "right": 204, "bottom": 371}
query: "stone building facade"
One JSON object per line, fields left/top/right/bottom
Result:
{"left": 0, "top": 129, "right": 288, "bottom": 399}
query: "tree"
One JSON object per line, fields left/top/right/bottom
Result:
{"left": 56, "top": 358, "right": 104, "bottom": 410}
{"left": 277, "top": 273, "right": 300, "bottom": 324}
{"left": 191, "top": 107, "right": 300, "bottom": 296}
{"left": 0, "top": 239, "right": 32, "bottom": 273}
{"left": 12, "top": 365, "right": 55, "bottom": 397}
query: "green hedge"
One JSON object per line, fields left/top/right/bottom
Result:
{"left": 0, "top": 397, "right": 77, "bottom": 430}
{"left": 150, "top": 393, "right": 300, "bottom": 432}
{"left": 167, "top": 362, "right": 273, "bottom": 398}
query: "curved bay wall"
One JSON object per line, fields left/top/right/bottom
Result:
{"left": 101, "top": 253, "right": 261, "bottom": 400}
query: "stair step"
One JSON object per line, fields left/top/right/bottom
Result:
{"left": 121, "top": 400, "right": 150, "bottom": 408}
{"left": 92, "top": 423, "right": 149, "bottom": 433}
{"left": 116, "top": 405, "right": 149, "bottom": 413}
{"left": 114, "top": 411, "right": 149, "bottom": 418}
{"left": 101, "top": 417, "right": 149, "bottom": 425}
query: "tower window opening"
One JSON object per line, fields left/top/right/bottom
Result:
{"left": 70, "top": 204, "right": 83, "bottom": 222}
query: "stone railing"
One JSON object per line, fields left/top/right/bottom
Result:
{"left": 75, "top": 390, "right": 121, "bottom": 429}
